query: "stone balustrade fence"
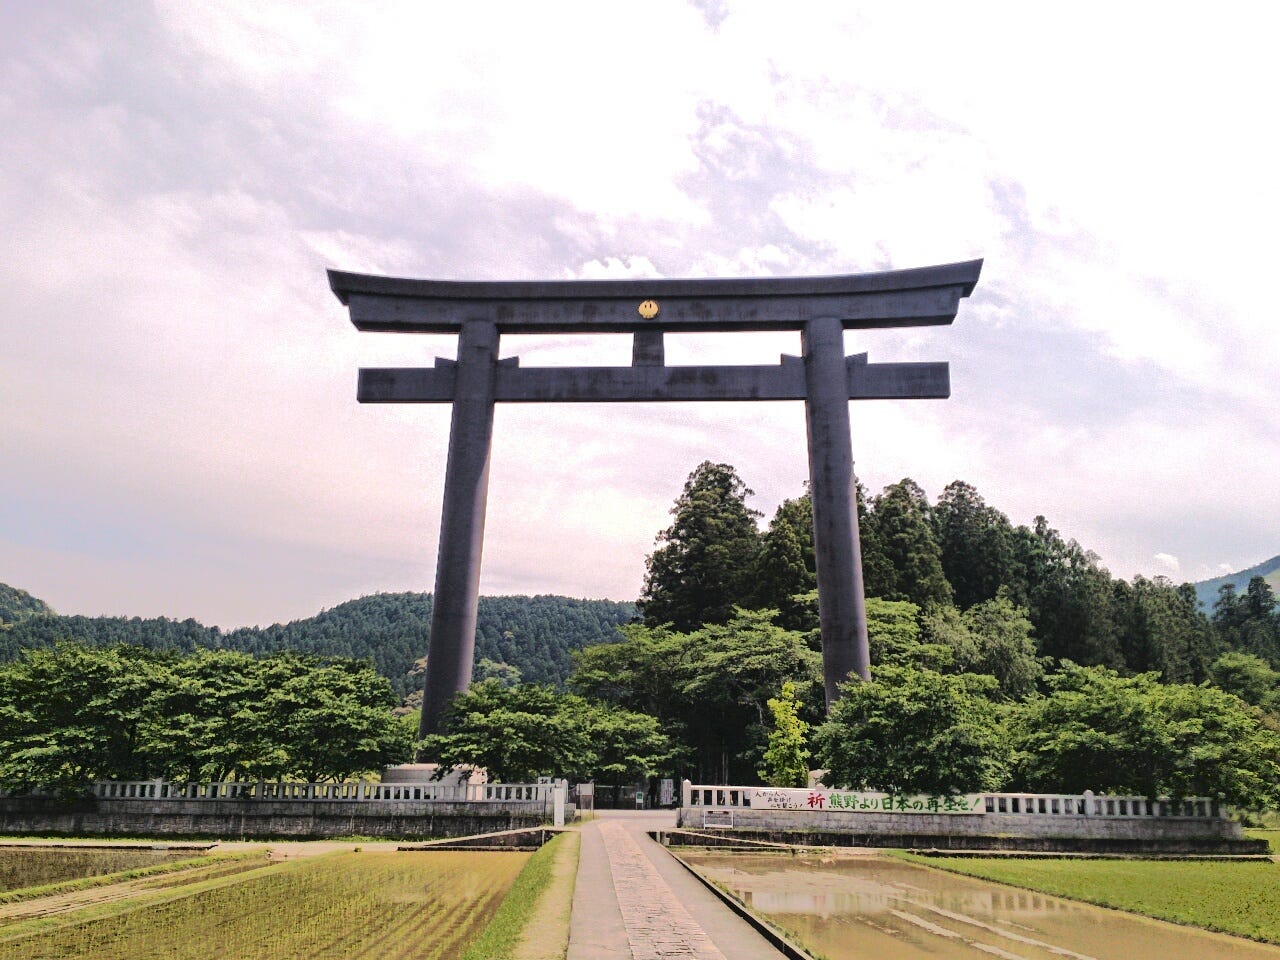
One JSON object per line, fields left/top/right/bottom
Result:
{"left": 39, "top": 779, "right": 558, "bottom": 804}
{"left": 682, "top": 782, "right": 1224, "bottom": 820}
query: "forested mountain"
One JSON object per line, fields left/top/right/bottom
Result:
{"left": 0, "top": 584, "right": 54, "bottom": 626}
{"left": 1193, "top": 555, "right": 1280, "bottom": 610}
{"left": 0, "top": 591, "right": 637, "bottom": 699}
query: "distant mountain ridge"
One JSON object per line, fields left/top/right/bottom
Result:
{"left": 1192, "top": 555, "right": 1280, "bottom": 611}
{"left": 0, "top": 587, "right": 637, "bottom": 699}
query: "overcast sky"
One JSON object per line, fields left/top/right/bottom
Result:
{"left": 3, "top": 2, "right": 1277, "bottom": 628}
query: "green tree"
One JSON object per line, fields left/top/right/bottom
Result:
{"left": 0, "top": 645, "right": 413, "bottom": 791}
{"left": 856, "top": 477, "right": 896, "bottom": 601}
{"left": 143, "top": 649, "right": 271, "bottom": 782}
{"left": 922, "top": 595, "right": 1042, "bottom": 700}
{"left": 474, "top": 657, "right": 522, "bottom": 687}
{"left": 758, "top": 680, "right": 810, "bottom": 787}
{"left": 1217, "top": 578, "right": 1280, "bottom": 667}
{"left": 1208, "top": 652, "right": 1280, "bottom": 713}
{"left": 752, "top": 495, "right": 816, "bottom": 630}
{"left": 421, "top": 680, "right": 569, "bottom": 782}
{"left": 813, "top": 664, "right": 1008, "bottom": 795}
{"left": 864, "top": 479, "right": 952, "bottom": 609}
{"left": 0, "top": 644, "right": 170, "bottom": 794}
{"left": 1007, "top": 517, "right": 1121, "bottom": 668}
{"left": 864, "top": 597, "right": 935, "bottom": 665}
{"left": 639, "top": 462, "right": 763, "bottom": 630}
{"left": 571, "top": 610, "right": 821, "bottom": 783}
{"left": 421, "top": 680, "right": 671, "bottom": 784}
{"left": 1008, "top": 663, "right": 1280, "bottom": 806}
{"left": 262, "top": 656, "right": 412, "bottom": 782}
{"left": 932, "top": 481, "right": 1016, "bottom": 610}
{"left": 1112, "top": 576, "right": 1217, "bottom": 682}
{"left": 562, "top": 699, "right": 675, "bottom": 787}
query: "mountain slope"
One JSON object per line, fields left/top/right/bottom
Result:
{"left": 0, "top": 584, "right": 55, "bottom": 626}
{"left": 1193, "top": 555, "right": 1280, "bottom": 611}
{"left": 0, "top": 586, "right": 636, "bottom": 698}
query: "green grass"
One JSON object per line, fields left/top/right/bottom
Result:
{"left": 901, "top": 853, "right": 1280, "bottom": 943}
{"left": 1245, "top": 828, "right": 1280, "bottom": 853}
{"left": 458, "top": 833, "right": 572, "bottom": 960}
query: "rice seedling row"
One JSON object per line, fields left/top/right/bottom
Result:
{"left": 0, "top": 849, "right": 528, "bottom": 960}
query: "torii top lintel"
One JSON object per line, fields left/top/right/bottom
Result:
{"left": 328, "top": 258, "right": 982, "bottom": 334}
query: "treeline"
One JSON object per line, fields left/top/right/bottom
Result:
{"left": 423, "top": 462, "right": 1280, "bottom": 806}
{"left": 421, "top": 601, "right": 1280, "bottom": 805}
{"left": 0, "top": 645, "right": 414, "bottom": 795}
{"left": 640, "top": 463, "right": 1280, "bottom": 679}
{"left": 0, "top": 593, "right": 637, "bottom": 699}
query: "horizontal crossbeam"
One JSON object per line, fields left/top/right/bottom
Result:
{"left": 329, "top": 259, "right": 982, "bottom": 334}
{"left": 357, "top": 355, "right": 949, "bottom": 403}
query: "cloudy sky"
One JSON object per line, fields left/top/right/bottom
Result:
{"left": 3, "top": 2, "right": 1276, "bottom": 628}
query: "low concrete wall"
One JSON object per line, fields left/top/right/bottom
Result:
{"left": 0, "top": 797, "right": 558, "bottom": 840}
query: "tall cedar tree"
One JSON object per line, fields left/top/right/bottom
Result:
{"left": 639, "top": 462, "right": 763, "bottom": 631}
{"left": 864, "top": 479, "right": 952, "bottom": 609}
{"left": 752, "top": 494, "right": 817, "bottom": 630}
{"left": 932, "top": 480, "right": 1017, "bottom": 610}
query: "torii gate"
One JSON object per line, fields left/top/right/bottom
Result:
{"left": 329, "top": 259, "right": 982, "bottom": 738}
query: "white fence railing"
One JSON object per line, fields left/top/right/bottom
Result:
{"left": 682, "top": 783, "right": 1224, "bottom": 820}
{"left": 85, "top": 779, "right": 557, "bottom": 804}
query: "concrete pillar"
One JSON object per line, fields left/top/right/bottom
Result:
{"left": 802, "top": 316, "right": 871, "bottom": 710}
{"left": 419, "top": 320, "right": 499, "bottom": 741}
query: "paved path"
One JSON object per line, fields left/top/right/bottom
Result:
{"left": 567, "top": 810, "right": 784, "bottom": 960}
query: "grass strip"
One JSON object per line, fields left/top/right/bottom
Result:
{"left": 0, "top": 852, "right": 261, "bottom": 906}
{"left": 459, "top": 833, "right": 577, "bottom": 960}
{"left": 898, "top": 852, "right": 1280, "bottom": 944}
{"left": 1245, "top": 828, "right": 1280, "bottom": 853}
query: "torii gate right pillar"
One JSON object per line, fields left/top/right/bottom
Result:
{"left": 804, "top": 317, "right": 871, "bottom": 707}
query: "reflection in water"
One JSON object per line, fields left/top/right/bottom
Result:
{"left": 680, "top": 853, "right": 1280, "bottom": 960}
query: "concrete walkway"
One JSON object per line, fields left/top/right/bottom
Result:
{"left": 567, "top": 810, "right": 785, "bottom": 960}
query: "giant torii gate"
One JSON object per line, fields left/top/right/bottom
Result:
{"left": 330, "top": 259, "right": 982, "bottom": 738}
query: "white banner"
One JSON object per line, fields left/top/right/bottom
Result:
{"left": 748, "top": 787, "right": 984, "bottom": 815}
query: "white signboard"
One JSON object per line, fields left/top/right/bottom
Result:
{"left": 660, "top": 779, "right": 675, "bottom": 806}
{"left": 749, "top": 787, "right": 984, "bottom": 815}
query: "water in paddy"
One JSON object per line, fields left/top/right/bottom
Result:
{"left": 679, "top": 852, "right": 1280, "bottom": 960}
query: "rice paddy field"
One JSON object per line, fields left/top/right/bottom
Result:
{"left": 902, "top": 853, "right": 1280, "bottom": 944}
{"left": 0, "top": 847, "right": 194, "bottom": 894}
{"left": 0, "top": 847, "right": 530, "bottom": 960}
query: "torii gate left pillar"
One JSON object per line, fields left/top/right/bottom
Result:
{"left": 330, "top": 259, "right": 982, "bottom": 738}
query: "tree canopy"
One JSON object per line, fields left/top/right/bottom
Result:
{"left": 418, "top": 679, "right": 672, "bottom": 785}
{"left": 1007, "top": 663, "right": 1280, "bottom": 806}
{"left": 813, "top": 664, "right": 1008, "bottom": 795}
{"left": 0, "top": 644, "right": 412, "bottom": 794}
{"left": 639, "top": 462, "right": 763, "bottom": 630}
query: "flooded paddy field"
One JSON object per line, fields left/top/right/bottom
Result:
{"left": 680, "top": 851, "right": 1280, "bottom": 960}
